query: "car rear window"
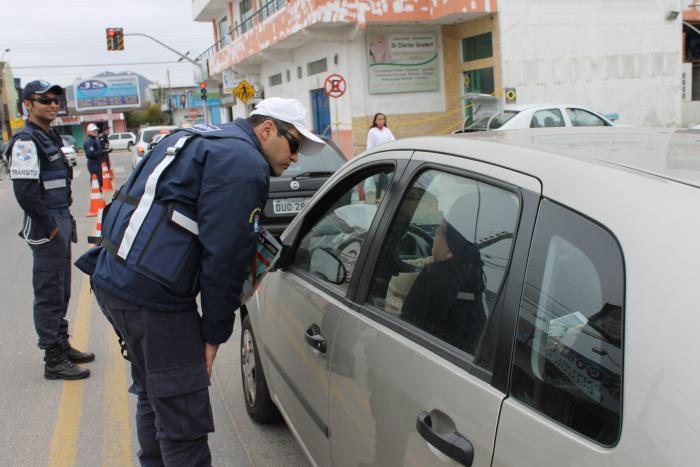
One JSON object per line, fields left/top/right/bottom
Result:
{"left": 142, "top": 129, "right": 172, "bottom": 143}
{"left": 282, "top": 143, "right": 346, "bottom": 177}
{"left": 467, "top": 110, "right": 519, "bottom": 130}
{"left": 510, "top": 200, "right": 624, "bottom": 446}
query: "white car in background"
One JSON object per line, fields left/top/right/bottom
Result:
{"left": 107, "top": 132, "right": 137, "bottom": 150}
{"left": 131, "top": 126, "right": 177, "bottom": 168}
{"left": 62, "top": 145, "right": 77, "bottom": 166}
{"left": 461, "top": 104, "right": 616, "bottom": 132}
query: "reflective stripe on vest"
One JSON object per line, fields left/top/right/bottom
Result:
{"left": 171, "top": 210, "right": 199, "bottom": 235}
{"left": 43, "top": 178, "right": 67, "bottom": 190}
{"left": 116, "top": 136, "right": 191, "bottom": 260}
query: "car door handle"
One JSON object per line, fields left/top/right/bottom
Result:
{"left": 304, "top": 324, "right": 327, "bottom": 353}
{"left": 416, "top": 411, "right": 474, "bottom": 466}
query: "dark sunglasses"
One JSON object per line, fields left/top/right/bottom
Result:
{"left": 274, "top": 122, "right": 302, "bottom": 154}
{"left": 32, "top": 96, "right": 61, "bottom": 105}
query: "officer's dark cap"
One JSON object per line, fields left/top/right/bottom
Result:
{"left": 22, "top": 80, "right": 64, "bottom": 100}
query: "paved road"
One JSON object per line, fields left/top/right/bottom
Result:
{"left": 0, "top": 150, "right": 310, "bottom": 467}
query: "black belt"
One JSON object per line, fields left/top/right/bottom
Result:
{"left": 113, "top": 190, "right": 140, "bottom": 207}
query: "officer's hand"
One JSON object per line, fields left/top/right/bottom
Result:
{"left": 205, "top": 342, "right": 219, "bottom": 377}
{"left": 48, "top": 227, "right": 60, "bottom": 240}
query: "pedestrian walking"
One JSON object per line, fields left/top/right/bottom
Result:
{"left": 84, "top": 123, "right": 108, "bottom": 188}
{"left": 98, "top": 124, "right": 113, "bottom": 171}
{"left": 364, "top": 113, "right": 395, "bottom": 201}
{"left": 5, "top": 80, "right": 94, "bottom": 380}
{"left": 76, "top": 97, "right": 325, "bottom": 466}
{"left": 366, "top": 112, "right": 395, "bottom": 150}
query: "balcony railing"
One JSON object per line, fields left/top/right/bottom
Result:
{"left": 195, "top": 0, "right": 288, "bottom": 63}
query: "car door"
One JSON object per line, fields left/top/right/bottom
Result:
{"left": 492, "top": 200, "right": 626, "bottom": 466}
{"left": 328, "top": 152, "right": 541, "bottom": 466}
{"left": 260, "top": 154, "right": 410, "bottom": 466}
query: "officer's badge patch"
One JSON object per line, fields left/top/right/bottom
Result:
{"left": 10, "top": 140, "right": 40, "bottom": 180}
{"left": 249, "top": 207, "right": 261, "bottom": 233}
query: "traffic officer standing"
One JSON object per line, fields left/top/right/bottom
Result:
{"left": 98, "top": 124, "right": 112, "bottom": 170}
{"left": 76, "top": 97, "right": 324, "bottom": 466}
{"left": 5, "top": 80, "right": 94, "bottom": 380}
{"left": 84, "top": 123, "right": 108, "bottom": 188}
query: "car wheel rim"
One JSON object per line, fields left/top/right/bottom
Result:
{"left": 241, "top": 329, "right": 257, "bottom": 406}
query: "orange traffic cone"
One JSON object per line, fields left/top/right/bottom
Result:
{"left": 87, "top": 208, "right": 103, "bottom": 244}
{"left": 102, "top": 162, "right": 114, "bottom": 191}
{"left": 86, "top": 174, "right": 106, "bottom": 217}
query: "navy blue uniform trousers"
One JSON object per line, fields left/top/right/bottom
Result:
{"left": 30, "top": 210, "right": 72, "bottom": 349}
{"left": 92, "top": 285, "right": 214, "bottom": 467}
{"left": 87, "top": 159, "right": 103, "bottom": 188}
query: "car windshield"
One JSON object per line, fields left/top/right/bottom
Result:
{"left": 281, "top": 143, "right": 346, "bottom": 177}
{"left": 467, "top": 110, "right": 519, "bottom": 130}
{"left": 142, "top": 129, "right": 172, "bottom": 143}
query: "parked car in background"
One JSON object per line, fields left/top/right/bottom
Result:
{"left": 60, "top": 135, "right": 78, "bottom": 153}
{"left": 131, "top": 126, "right": 177, "bottom": 168}
{"left": 62, "top": 145, "right": 77, "bottom": 166}
{"left": 460, "top": 104, "right": 616, "bottom": 132}
{"left": 240, "top": 127, "right": 700, "bottom": 467}
{"left": 262, "top": 136, "right": 347, "bottom": 235}
{"left": 108, "top": 131, "right": 137, "bottom": 150}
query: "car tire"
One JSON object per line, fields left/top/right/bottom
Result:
{"left": 240, "top": 313, "right": 282, "bottom": 424}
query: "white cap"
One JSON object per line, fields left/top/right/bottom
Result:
{"left": 86, "top": 123, "right": 98, "bottom": 132}
{"left": 251, "top": 97, "right": 325, "bottom": 154}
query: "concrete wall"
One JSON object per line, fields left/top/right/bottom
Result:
{"left": 498, "top": 0, "right": 683, "bottom": 126}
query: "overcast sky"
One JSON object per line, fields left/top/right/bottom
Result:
{"left": 0, "top": 0, "right": 214, "bottom": 88}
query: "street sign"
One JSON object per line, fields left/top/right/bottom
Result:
{"left": 324, "top": 74, "right": 346, "bottom": 98}
{"left": 505, "top": 87, "right": 517, "bottom": 103}
{"left": 234, "top": 80, "right": 256, "bottom": 103}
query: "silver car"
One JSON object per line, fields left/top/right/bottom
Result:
{"left": 241, "top": 127, "right": 700, "bottom": 466}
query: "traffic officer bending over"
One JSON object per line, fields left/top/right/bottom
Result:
{"left": 6, "top": 80, "right": 94, "bottom": 380}
{"left": 84, "top": 123, "right": 108, "bottom": 188}
{"left": 76, "top": 98, "right": 325, "bottom": 466}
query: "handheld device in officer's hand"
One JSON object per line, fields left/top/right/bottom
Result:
{"left": 241, "top": 227, "right": 282, "bottom": 303}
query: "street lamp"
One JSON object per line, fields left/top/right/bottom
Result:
{"left": 0, "top": 49, "right": 9, "bottom": 61}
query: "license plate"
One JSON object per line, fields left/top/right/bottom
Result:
{"left": 272, "top": 198, "right": 307, "bottom": 215}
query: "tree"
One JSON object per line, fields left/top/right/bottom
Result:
{"left": 126, "top": 104, "right": 169, "bottom": 128}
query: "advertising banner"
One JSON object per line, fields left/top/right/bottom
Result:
{"left": 367, "top": 33, "right": 439, "bottom": 94}
{"left": 74, "top": 75, "right": 141, "bottom": 111}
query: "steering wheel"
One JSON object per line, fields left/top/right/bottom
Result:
{"left": 399, "top": 225, "right": 433, "bottom": 258}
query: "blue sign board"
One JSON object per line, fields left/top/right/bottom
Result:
{"left": 74, "top": 76, "right": 141, "bottom": 111}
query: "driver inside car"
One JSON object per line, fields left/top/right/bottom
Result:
{"left": 394, "top": 195, "right": 488, "bottom": 355}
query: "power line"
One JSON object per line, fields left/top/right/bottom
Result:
{"left": 13, "top": 61, "right": 186, "bottom": 69}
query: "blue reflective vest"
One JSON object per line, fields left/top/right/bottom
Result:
{"left": 6, "top": 121, "right": 72, "bottom": 241}
{"left": 77, "top": 119, "right": 271, "bottom": 344}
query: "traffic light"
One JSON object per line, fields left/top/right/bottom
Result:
{"left": 199, "top": 81, "right": 207, "bottom": 101}
{"left": 106, "top": 28, "right": 124, "bottom": 51}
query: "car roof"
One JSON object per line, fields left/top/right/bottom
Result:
{"left": 374, "top": 127, "right": 700, "bottom": 190}
{"left": 504, "top": 103, "right": 593, "bottom": 112}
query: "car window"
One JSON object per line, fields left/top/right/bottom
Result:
{"left": 531, "top": 109, "right": 565, "bottom": 128}
{"left": 282, "top": 143, "right": 346, "bottom": 177}
{"left": 510, "top": 200, "right": 624, "bottom": 446}
{"left": 566, "top": 108, "right": 608, "bottom": 127}
{"left": 293, "top": 168, "right": 395, "bottom": 291}
{"left": 366, "top": 170, "right": 520, "bottom": 356}
{"left": 108, "top": 134, "right": 120, "bottom": 141}
{"left": 142, "top": 129, "right": 172, "bottom": 143}
{"left": 467, "top": 110, "right": 519, "bottom": 130}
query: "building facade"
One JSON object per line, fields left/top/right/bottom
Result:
{"left": 194, "top": 0, "right": 683, "bottom": 156}
{"left": 0, "top": 62, "right": 21, "bottom": 142}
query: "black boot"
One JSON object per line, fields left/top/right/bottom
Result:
{"left": 60, "top": 339, "right": 95, "bottom": 364}
{"left": 44, "top": 345, "right": 91, "bottom": 380}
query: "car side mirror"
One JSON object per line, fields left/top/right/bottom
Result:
{"left": 310, "top": 248, "right": 347, "bottom": 285}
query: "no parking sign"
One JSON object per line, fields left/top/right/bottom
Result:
{"left": 324, "top": 74, "right": 346, "bottom": 98}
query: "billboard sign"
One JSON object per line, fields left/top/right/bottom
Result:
{"left": 367, "top": 33, "right": 439, "bottom": 94}
{"left": 74, "top": 75, "right": 141, "bottom": 111}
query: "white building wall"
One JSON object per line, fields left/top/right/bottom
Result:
{"left": 498, "top": 0, "right": 683, "bottom": 126}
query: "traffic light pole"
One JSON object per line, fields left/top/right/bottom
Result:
{"left": 124, "top": 33, "right": 209, "bottom": 124}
